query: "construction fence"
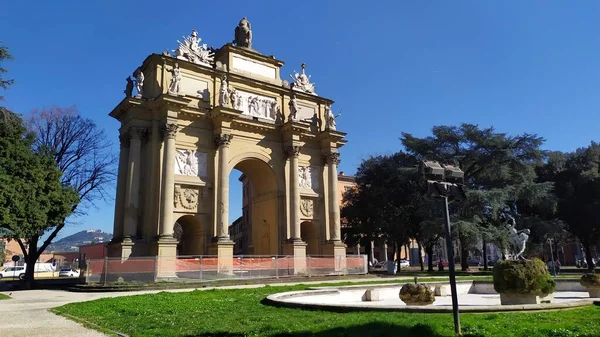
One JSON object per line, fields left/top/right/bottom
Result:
{"left": 84, "top": 254, "right": 368, "bottom": 284}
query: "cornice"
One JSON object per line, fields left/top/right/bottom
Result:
{"left": 108, "top": 97, "right": 143, "bottom": 121}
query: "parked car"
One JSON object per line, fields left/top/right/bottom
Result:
{"left": 399, "top": 259, "right": 410, "bottom": 268}
{"left": 0, "top": 266, "right": 26, "bottom": 280}
{"left": 58, "top": 268, "right": 80, "bottom": 277}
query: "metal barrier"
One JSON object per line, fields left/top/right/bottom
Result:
{"left": 85, "top": 254, "right": 368, "bottom": 284}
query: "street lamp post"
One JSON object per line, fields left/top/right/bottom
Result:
{"left": 419, "top": 161, "right": 466, "bottom": 336}
{"left": 548, "top": 238, "right": 556, "bottom": 276}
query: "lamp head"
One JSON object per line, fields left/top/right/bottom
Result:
{"left": 443, "top": 164, "right": 464, "bottom": 184}
{"left": 420, "top": 160, "right": 445, "bottom": 181}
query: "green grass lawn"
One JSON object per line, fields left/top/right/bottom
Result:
{"left": 53, "top": 282, "right": 600, "bottom": 337}
{"left": 0, "top": 293, "right": 10, "bottom": 300}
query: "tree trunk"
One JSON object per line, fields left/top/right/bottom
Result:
{"left": 417, "top": 241, "right": 424, "bottom": 271}
{"left": 582, "top": 239, "right": 595, "bottom": 273}
{"left": 23, "top": 235, "right": 40, "bottom": 289}
{"left": 461, "top": 246, "right": 469, "bottom": 271}
{"left": 426, "top": 244, "right": 434, "bottom": 272}
{"left": 396, "top": 240, "right": 402, "bottom": 272}
{"left": 482, "top": 239, "right": 488, "bottom": 271}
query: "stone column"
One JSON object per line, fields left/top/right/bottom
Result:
{"left": 158, "top": 123, "right": 179, "bottom": 239}
{"left": 286, "top": 146, "right": 302, "bottom": 241}
{"left": 112, "top": 132, "right": 130, "bottom": 242}
{"left": 215, "top": 134, "right": 233, "bottom": 239}
{"left": 123, "top": 127, "right": 145, "bottom": 241}
{"left": 325, "top": 153, "right": 341, "bottom": 241}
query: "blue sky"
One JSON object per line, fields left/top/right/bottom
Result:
{"left": 2, "top": 1, "right": 600, "bottom": 239}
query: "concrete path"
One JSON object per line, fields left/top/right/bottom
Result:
{"left": 0, "top": 276, "right": 418, "bottom": 337}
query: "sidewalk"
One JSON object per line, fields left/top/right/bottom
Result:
{"left": 0, "top": 276, "right": 419, "bottom": 337}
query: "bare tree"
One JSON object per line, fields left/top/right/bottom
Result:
{"left": 19, "top": 106, "right": 117, "bottom": 259}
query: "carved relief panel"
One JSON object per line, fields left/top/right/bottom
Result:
{"left": 231, "top": 89, "right": 279, "bottom": 120}
{"left": 300, "top": 198, "right": 315, "bottom": 218}
{"left": 298, "top": 166, "right": 319, "bottom": 190}
{"left": 175, "top": 149, "right": 207, "bottom": 177}
{"left": 174, "top": 185, "right": 209, "bottom": 212}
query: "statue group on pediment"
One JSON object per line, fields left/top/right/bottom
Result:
{"left": 290, "top": 63, "right": 316, "bottom": 95}
{"left": 172, "top": 29, "right": 215, "bottom": 66}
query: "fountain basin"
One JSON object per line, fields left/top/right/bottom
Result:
{"left": 265, "top": 280, "right": 599, "bottom": 313}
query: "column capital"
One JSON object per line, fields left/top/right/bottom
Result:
{"left": 214, "top": 134, "right": 233, "bottom": 147}
{"left": 324, "top": 152, "right": 341, "bottom": 165}
{"left": 285, "top": 146, "right": 302, "bottom": 159}
{"left": 129, "top": 126, "right": 147, "bottom": 140}
{"left": 162, "top": 123, "right": 179, "bottom": 140}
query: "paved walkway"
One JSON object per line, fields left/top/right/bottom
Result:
{"left": 0, "top": 276, "right": 418, "bottom": 337}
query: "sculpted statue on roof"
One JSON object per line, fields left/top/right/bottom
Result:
{"left": 290, "top": 63, "right": 316, "bottom": 95}
{"left": 173, "top": 29, "right": 215, "bottom": 66}
{"left": 234, "top": 17, "right": 252, "bottom": 48}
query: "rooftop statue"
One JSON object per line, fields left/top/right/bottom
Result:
{"left": 173, "top": 29, "right": 215, "bottom": 66}
{"left": 133, "top": 68, "right": 144, "bottom": 97}
{"left": 124, "top": 76, "right": 134, "bottom": 97}
{"left": 290, "top": 63, "right": 316, "bottom": 95}
{"left": 324, "top": 105, "right": 341, "bottom": 131}
{"left": 234, "top": 17, "right": 252, "bottom": 48}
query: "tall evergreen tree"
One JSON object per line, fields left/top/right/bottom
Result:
{"left": 550, "top": 142, "right": 600, "bottom": 271}
{"left": 401, "top": 124, "right": 552, "bottom": 270}
{"left": 0, "top": 42, "right": 14, "bottom": 100}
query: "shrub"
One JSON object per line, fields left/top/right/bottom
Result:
{"left": 580, "top": 273, "right": 600, "bottom": 288}
{"left": 399, "top": 283, "right": 435, "bottom": 305}
{"left": 492, "top": 258, "right": 555, "bottom": 295}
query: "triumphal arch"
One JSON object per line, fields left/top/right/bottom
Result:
{"left": 107, "top": 18, "right": 346, "bottom": 272}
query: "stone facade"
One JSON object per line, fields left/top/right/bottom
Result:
{"left": 107, "top": 22, "right": 346, "bottom": 274}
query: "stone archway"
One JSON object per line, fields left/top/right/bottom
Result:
{"left": 173, "top": 214, "right": 204, "bottom": 256}
{"left": 107, "top": 24, "right": 349, "bottom": 275}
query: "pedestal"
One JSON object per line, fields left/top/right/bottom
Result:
{"left": 208, "top": 240, "right": 235, "bottom": 275}
{"left": 283, "top": 240, "right": 307, "bottom": 275}
{"left": 155, "top": 239, "right": 178, "bottom": 280}
{"left": 106, "top": 240, "right": 134, "bottom": 258}
{"left": 499, "top": 292, "right": 554, "bottom": 305}
{"left": 322, "top": 241, "right": 347, "bottom": 273}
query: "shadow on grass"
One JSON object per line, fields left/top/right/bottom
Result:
{"left": 182, "top": 322, "right": 474, "bottom": 337}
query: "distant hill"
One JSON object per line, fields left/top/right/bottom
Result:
{"left": 46, "top": 229, "right": 113, "bottom": 252}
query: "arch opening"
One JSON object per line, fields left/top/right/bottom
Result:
{"left": 228, "top": 157, "right": 281, "bottom": 256}
{"left": 173, "top": 214, "right": 204, "bottom": 256}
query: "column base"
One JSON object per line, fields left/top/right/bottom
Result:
{"left": 154, "top": 238, "right": 179, "bottom": 280}
{"left": 208, "top": 239, "right": 235, "bottom": 275}
{"left": 282, "top": 240, "right": 308, "bottom": 275}
{"left": 322, "top": 241, "right": 347, "bottom": 273}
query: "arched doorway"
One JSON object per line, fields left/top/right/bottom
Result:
{"left": 229, "top": 157, "right": 281, "bottom": 256}
{"left": 301, "top": 221, "right": 320, "bottom": 255}
{"left": 173, "top": 215, "right": 204, "bottom": 256}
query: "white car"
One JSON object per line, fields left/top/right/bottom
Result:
{"left": 399, "top": 259, "right": 410, "bottom": 268}
{"left": 58, "top": 268, "right": 80, "bottom": 277}
{"left": 0, "top": 266, "right": 26, "bottom": 280}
